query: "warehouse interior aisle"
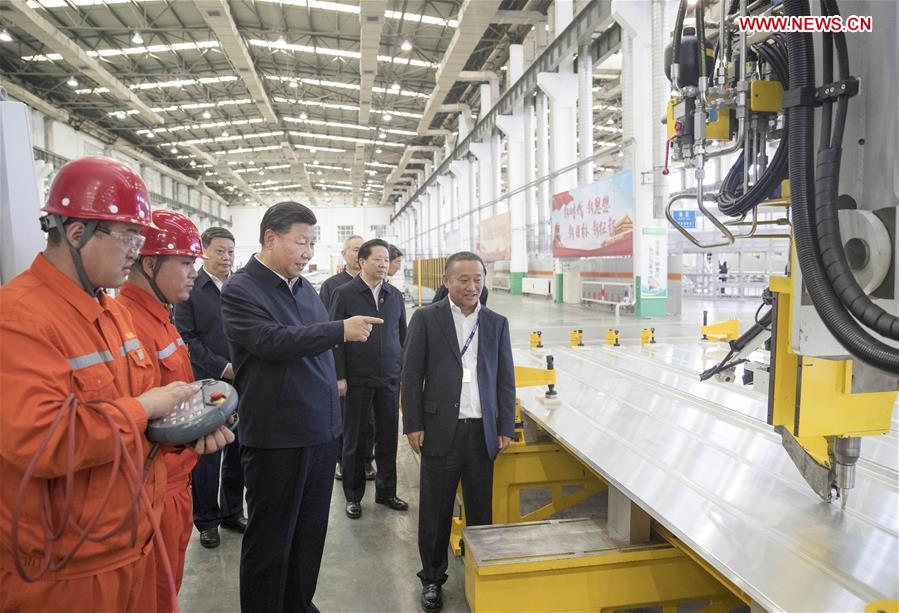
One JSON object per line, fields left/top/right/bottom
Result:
{"left": 178, "top": 293, "right": 760, "bottom": 613}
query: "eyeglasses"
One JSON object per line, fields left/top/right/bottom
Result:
{"left": 95, "top": 226, "right": 146, "bottom": 254}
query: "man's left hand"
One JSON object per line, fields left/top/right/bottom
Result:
{"left": 498, "top": 435, "right": 512, "bottom": 453}
{"left": 189, "top": 425, "right": 236, "bottom": 454}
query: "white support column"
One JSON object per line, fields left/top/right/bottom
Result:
{"left": 578, "top": 42, "right": 594, "bottom": 184}
{"left": 468, "top": 155, "right": 479, "bottom": 251}
{"left": 427, "top": 185, "right": 439, "bottom": 256}
{"left": 535, "top": 91, "right": 550, "bottom": 253}
{"left": 523, "top": 94, "right": 537, "bottom": 256}
{"left": 450, "top": 159, "right": 472, "bottom": 251}
{"left": 437, "top": 174, "right": 454, "bottom": 254}
{"left": 469, "top": 141, "right": 495, "bottom": 223}
{"left": 496, "top": 44, "right": 528, "bottom": 295}
{"left": 613, "top": 0, "right": 668, "bottom": 317}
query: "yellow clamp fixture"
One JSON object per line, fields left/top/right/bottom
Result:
{"left": 530, "top": 330, "right": 544, "bottom": 349}
{"left": 569, "top": 329, "right": 584, "bottom": 347}
{"left": 606, "top": 329, "right": 620, "bottom": 347}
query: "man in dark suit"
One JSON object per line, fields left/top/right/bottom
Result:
{"left": 173, "top": 226, "right": 246, "bottom": 550}
{"left": 319, "top": 234, "right": 363, "bottom": 308}
{"left": 330, "top": 239, "right": 408, "bottom": 520}
{"left": 221, "top": 202, "right": 383, "bottom": 613}
{"left": 401, "top": 251, "right": 516, "bottom": 613}
{"left": 431, "top": 282, "right": 488, "bottom": 306}
{"left": 319, "top": 234, "right": 375, "bottom": 482}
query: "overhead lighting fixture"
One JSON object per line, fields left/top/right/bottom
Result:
{"left": 400, "top": 40, "right": 412, "bottom": 51}
{"left": 383, "top": 113, "right": 391, "bottom": 121}
{"left": 606, "top": 117, "right": 615, "bottom": 125}
{"left": 131, "top": 31, "right": 143, "bottom": 45}
{"left": 313, "top": 159, "right": 320, "bottom": 165}
{"left": 375, "top": 147, "right": 382, "bottom": 154}
{"left": 190, "top": 160, "right": 197, "bottom": 166}
{"left": 66, "top": 76, "right": 79, "bottom": 88}
{"left": 0, "top": 29, "right": 13, "bottom": 43}
{"left": 222, "top": 130, "right": 229, "bottom": 137}
{"left": 276, "top": 34, "right": 287, "bottom": 46}
{"left": 289, "top": 80, "right": 298, "bottom": 88}
{"left": 146, "top": 131, "right": 155, "bottom": 138}
{"left": 217, "top": 179, "right": 224, "bottom": 184}
{"left": 390, "top": 81, "right": 400, "bottom": 91}
{"left": 299, "top": 111, "right": 308, "bottom": 120}
{"left": 202, "top": 110, "right": 212, "bottom": 119}
{"left": 170, "top": 146, "right": 178, "bottom": 154}
{"left": 259, "top": 170, "right": 265, "bottom": 175}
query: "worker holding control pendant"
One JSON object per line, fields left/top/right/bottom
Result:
{"left": 117, "top": 209, "right": 235, "bottom": 611}
{"left": 0, "top": 157, "right": 205, "bottom": 612}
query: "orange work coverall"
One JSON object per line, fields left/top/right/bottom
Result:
{"left": 0, "top": 254, "right": 165, "bottom": 613}
{"left": 117, "top": 284, "right": 198, "bottom": 613}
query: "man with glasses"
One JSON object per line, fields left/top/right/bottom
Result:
{"left": 0, "top": 157, "right": 219, "bottom": 612}
{"left": 174, "top": 227, "right": 247, "bottom": 550}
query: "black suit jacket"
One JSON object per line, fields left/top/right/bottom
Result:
{"left": 173, "top": 268, "right": 230, "bottom": 381}
{"left": 432, "top": 284, "right": 488, "bottom": 306}
{"left": 221, "top": 256, "right": 344, "bottom": 448}
{"left": 329, "top": 275, "right": 406, "bottom": 389}
{"left": 319, "top": 270, "right": 352, "bottom": 309}
{"left": 401, "top": 298, "right": 515, "bottom": 460}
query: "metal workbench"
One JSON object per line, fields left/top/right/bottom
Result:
{"left": 514, "top": 345, "right": 899, "bottom": 612}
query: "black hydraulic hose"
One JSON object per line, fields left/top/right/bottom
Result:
{"left": 672, "top": 0, "right": 687, "bottom": 68}
{"left": 813, "top": 0, "right": 899, "bottom": 340}
{"left": 784, "top": 0, "right": 899, "bottom": 371}
{"left": 696, "top": 0, "right": 707, "bottom": 79}
{"left": 718, "top": 37, "right": 790, "bottom": 217}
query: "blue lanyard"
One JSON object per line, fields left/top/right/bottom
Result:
{"left": 460, "top": 313, "right": 480, "bottom": 358}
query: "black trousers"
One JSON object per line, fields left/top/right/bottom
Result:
{"left": 417, "top": 419, "right": 494, "bottom": 585}
{"left": 342, "top": 386, "right": 398, "bottom": 503}
{"left": 239, "top": 441, "right": 338, "bottom": 613}
{"left": 191, "top": 435, "right": 244, "bottom": 531}
{"left": 336, "top": 395, "right": 374, "bottom": 465}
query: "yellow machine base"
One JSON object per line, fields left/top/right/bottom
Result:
{"left": 463, "top": 518, "right": 742, "bottom": 613}
{"left": 450, "top": 440, "right": 605, "bottom": 557}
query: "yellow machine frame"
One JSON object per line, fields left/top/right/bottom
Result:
{"left": 767, "top": 274, "right": 896, "bottom": 471}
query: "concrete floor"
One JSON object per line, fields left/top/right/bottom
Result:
{"left": 178, "top": 293, "right": 763, "bottom": 613}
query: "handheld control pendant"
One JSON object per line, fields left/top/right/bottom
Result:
{"left": 147, "top": 379, "right": 238, "bottom": 445}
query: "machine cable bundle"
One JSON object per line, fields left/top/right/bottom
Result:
{"left": 783, "top": 0, "right": 899, "bottom": 371}
{"left": 9, "top": 393, "right": 178, "bottom": 611}
{"left": 717, "top": 34, "right": 790, "bottom": 217}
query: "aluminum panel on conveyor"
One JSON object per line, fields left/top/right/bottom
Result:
{"left": 514, "top": 346, "right": 899, "bottom": 612}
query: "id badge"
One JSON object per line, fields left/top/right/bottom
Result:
{"left": 462, "top": 368, "right": 472, "bottom": 383}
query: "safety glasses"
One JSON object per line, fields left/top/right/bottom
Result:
{"left": 95, "top": 225, "right": 147, "bottom": 254}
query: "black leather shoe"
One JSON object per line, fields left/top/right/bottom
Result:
{"left": 364, "top": 462, "right": 376, "bottom": 481}
{"left": 335, "top": 462, "right": 343, "bottom": 480}
{"left": 421, "top": 583, "right": 442, "bottom": 612}
{"left": 345, "top": 501, "right": 362, "bottom": 519}
{"left": 375, "top": 495, "right": 409, "bottom": 511}
{"left": 199, "top": 528, "right": 220, "bottom": 549}
{"left": 221, "top": 516, "right": 247, "bottom": 533}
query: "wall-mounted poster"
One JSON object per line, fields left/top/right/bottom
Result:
{"left": 479, "top": 212, "right": 511, "bottom": 262}
{"left": 640, "top": 227, "right": 668, "bottom": 299}
{"left": 551, "top": 171, "right": 633, "bottom": 258}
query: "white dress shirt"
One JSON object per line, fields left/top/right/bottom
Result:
{"left": 362, "top": 276, "right": 383, "bottom": 310}
{"left": 449, "top": 297, "right": 482, "bottom": 419}
{"left": 254, "top": 254, "right": 298, "bottom": 291}
{"left": 204, "top": 267, "right": 229, "bottom": 292}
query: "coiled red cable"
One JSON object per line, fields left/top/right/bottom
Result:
{"left": 9, "top": 393, "right": 178, "bottom": 612}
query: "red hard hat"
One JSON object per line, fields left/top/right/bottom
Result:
{"left": 42, "top": 156, "right": 154, "bottom": 227}
{"left": 141, "top": 210, "right": 205, "bottom": 259}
